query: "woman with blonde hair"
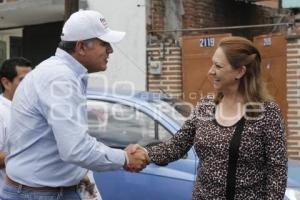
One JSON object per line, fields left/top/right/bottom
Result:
{"left": 145, "top": 36, "right": 287, "bottom": 200}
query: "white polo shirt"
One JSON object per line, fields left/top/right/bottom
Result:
{"left": 0, "top": 94, "right": 11, "bottom": 185}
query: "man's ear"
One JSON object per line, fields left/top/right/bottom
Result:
{"left": 75, "top": 41, "right": 86, "bottom": 56}
{"left": 236, "top": 66, "right": 246, "bottom": 79}
{"left": 0, "top": 77, "right": 11, "bottom": 90}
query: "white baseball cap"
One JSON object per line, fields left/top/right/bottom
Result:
{"left": 61, "top": 10, "right": 126, "bottom": 43}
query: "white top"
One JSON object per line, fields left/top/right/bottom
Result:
{"left": 0, "top": 94, "right": 11, "bottom": 185}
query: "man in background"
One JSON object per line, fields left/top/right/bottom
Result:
{"left": 0, "top": 57, "right": 33, "bottom": 186}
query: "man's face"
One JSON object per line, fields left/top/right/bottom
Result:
{"left": 5, "top": 66, "right": 32, "bottom": 98}
{"left": 82, "top": 39, "right": 113, "bottom": 73}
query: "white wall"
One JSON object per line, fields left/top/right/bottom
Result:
{"left": 87, "top": 0, "right": 146, "bottom": 91}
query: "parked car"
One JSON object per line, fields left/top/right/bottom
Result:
{"left": 87, "top": 88, "right": 300, "bottom": 200}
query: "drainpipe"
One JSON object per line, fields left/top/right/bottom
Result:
{"left": 278, "top": 0, "right": 282, "bottom": 11}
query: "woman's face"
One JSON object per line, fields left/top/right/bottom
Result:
{"left": 208, "top": 47, "right": 242, "bottom": 93}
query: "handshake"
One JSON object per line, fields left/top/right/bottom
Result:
{"left": 123, "top": 144, "right": 150, "bottom": 172}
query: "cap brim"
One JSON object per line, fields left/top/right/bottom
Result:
{"left": 98, "top": 30, "right": 126, "bottom": 43}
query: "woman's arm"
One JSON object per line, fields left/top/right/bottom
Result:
{"left": 145, "top": 100, "right": 203, "bottom": 166}
{"left": 263, "top": 102, "right": 288, "bottom": 200}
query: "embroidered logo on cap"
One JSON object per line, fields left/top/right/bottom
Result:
{"left": 100, "top": 18, "right": 108, "bottom": 29}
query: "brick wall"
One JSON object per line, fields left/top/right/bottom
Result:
{"left": 182, "top": 0, "right": 237, "bottom": 29}
{"left": 147, "top": 39, "right": 183, "bottom": 98}
{"left": 149, "top": 0, "right": 165, "bottom": 31}
{"left": 287, "top": 37, "right": 300, "bottom": 161}
{"left": 148, "top": 0, "right": 277, "bottom": 38}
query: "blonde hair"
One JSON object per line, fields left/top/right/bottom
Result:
{"left": 214, "top": 36, "right": 272, "bottom": 105}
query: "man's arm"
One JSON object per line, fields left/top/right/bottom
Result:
{"left": 0, "top": 119, "right": 7, "bottom": 169}
{"left": 39, "top": 76, "right": 148, "bottom": 172}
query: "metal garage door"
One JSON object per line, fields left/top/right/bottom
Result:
{"left": 182, "top": 33, "right": 231, "bottom": 105}
{"left": 253, "top": 33, "right": 288, "bottom": 126}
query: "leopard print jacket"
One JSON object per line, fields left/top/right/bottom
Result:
{"left": 146, "top": 96, "right": 288, "bottom": 200}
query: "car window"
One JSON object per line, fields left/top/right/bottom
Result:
{"left": 87, "top": 100, "right": 172, "bottom": 149}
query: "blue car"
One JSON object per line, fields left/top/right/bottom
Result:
{"left": 87, "top": 88, "right": 300, "bottom": 200}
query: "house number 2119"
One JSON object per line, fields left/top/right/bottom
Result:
{"left": 199, "top": 37, "right": 215, "bottom": 47}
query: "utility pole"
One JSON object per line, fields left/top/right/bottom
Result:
{"left": 64, "top": 0, "right": 79, "bottom": 21}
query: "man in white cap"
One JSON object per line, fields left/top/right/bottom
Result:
{"left": 0, "top": 10, "right": 149, "bottom": 200}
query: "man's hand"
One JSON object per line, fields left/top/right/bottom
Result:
{"left": 0, "top": 152, "right": 7, "bottom": 169}
{"left": 124, "top": 144, "right": 150, "bottom": 172}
